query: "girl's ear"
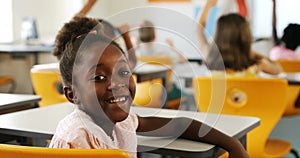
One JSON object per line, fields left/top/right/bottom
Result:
{"left": 63, "top": 86, "right": 78, "bottom": 104}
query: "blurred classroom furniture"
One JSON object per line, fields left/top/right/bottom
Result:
{"left": 0, "top": 76, "right": 16, "bottom": 93}
{"left": 192, "top": 77, "right": 299, "bottom": 158}
{"left": 0, "top": 143, "right": 130, "bottom": 158}
{"left": 134, "top": 56, "right": 172, "bottom": 108}
{"left": 0, "top": 93, "right": 40, "bottom": 115}
{"left": 0, "top": 43, "right": 53, "bottom": 65}
{"left": 0, "top": 102, "right": 259, "bottom": 158}
{"left": 30, "top": 63, "right": 67, "bottom": 107}
{"left": 276, "top": 60, "right": 300, "bottom": 73}
{"left": 276, "top": 60, "right": 300, "bottom": 117}
{"left": 285, "top": 73, "right": 300, "bottom": 116}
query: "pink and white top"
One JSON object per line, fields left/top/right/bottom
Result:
{"left": 269, "top": 45, "right": 300, "bottom": 60}
{"left": 49, "top": 108, "right": 139, "bottom": 158}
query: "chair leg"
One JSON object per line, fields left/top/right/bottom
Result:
{"left": 8, "top": 80, "right": 16, "bottom": 93}
{"left": 291, "top": 148, "right": 300, "bottom": 158}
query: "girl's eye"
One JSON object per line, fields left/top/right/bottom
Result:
{"left": 91, "top": 75, "right": 106, "bottom": 81}
{"left": 119, "top": 70, "right": 131, "bottom": 77}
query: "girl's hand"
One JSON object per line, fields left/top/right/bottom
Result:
{"left": 227, "top": 140, "right": 250, "bottom": 158}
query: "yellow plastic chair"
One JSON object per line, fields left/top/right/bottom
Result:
{"left": 276, "top": 60, "right": 300, "bottom": 72}
{"left": 193, "top": 77, "right": 293, "bottom": 158}
{"left": 133, "top": 75, "right": 163, "bottom": 108}
{"left": 0, "top": 76, "right": 16, "bottom": 93}
{"left": 30, "top": 63, "right": 68, "bottom": 107}
{"left": 275, "top": 60, "right": 300, "bottom": 116}
{"left": 135, "top": 55, "right": 183, "bottom": 109}
{"left": 0, "top": 144, "right": 130, "bottom": 158}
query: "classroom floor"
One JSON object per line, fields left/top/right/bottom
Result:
{"left": 270, "top": 115, "right": 300, "bottom": 158}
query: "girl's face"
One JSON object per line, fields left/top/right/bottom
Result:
{"left": 73, "top": 41, "right": 136, "bottom": 124}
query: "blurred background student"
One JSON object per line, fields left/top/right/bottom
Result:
{"left": 135, "top": 20, "right": 187, "bottom": 109}
{"left": 269, "top": 0, "right": 300, "bottom": 60}
{"left": 197, "top": 0, "right": 282, "bottom": 77}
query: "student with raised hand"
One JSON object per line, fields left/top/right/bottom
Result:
{"left": 197, "top": 0, "right": 282, "bottom": 76}
{"left": 269, "top": 0, "right": 300, "bottom": 60}
{"left": 49, "top": 15, "right": 249, "bottom": 158}
{"left": 135, "top": 20, "right": 187, "bottom": 109}
{"left": 136, "top": 20, "right": 187, "bottom": 64}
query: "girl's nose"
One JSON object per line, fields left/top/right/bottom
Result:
{"left": 108, "top": 83, "right": 126, "bottom": 90}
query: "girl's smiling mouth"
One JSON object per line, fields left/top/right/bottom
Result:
{"left": 106, "top": 96, "right": 129, "bottom": 104}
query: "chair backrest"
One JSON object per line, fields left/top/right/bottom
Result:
{"left": 275, "top": 60, "right": 300, "bottom": 116}
{"left": 133, "top": 56, "right": 173, "bottom": 108}
{"left": 276, "top": 60, "right": 300, "bottom": 72}
{"left": 30, "top": 63, "right": 68, "bottom": 107}
{"left": 0, "top": 144, "right": 130, "bottom": 158}
{"left": 193, "top": 77, "right": 288, "bottom": 157}
{"left": 0, "top": 76, "right": 16, "bottom": 93}
{"left": 138, "top": 55, "right": 173, "bottom": 66}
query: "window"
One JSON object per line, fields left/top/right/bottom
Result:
{"left": 0, "top": 0, "right": 13, "bottom": 43}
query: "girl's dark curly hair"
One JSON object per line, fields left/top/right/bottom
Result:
{"left": 53, "top": 16, "right": 126, "bottom": 87}
{"left": 52, "top": 15, "right": 101, "bottom": 60}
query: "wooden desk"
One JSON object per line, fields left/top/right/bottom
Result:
{"left": 0, "top": 43, "right": 53, "bottom": 64}
{"left": 0, "top": 102, "right": 259, "bottom": 157}
{"left": 0, "top": 93, "right": 41, "bottom": 114}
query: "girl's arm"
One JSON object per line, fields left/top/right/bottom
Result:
{"left": 252, "top": 51, "right": 282, "bottom": 75}
{"left": 75, "top": 0, "right": 97, "bottom": 16}
{"left": 197, "top": 0, "right": 218, "bottom": 59}
{"left": 137, "top": 116, "right": 249, "bottom": 158}
{"left": 165, "top": 38, "right": 187, "bottom": 64}
{"left": 118, "top": 24, "right": 137, "bottom": 70}
{"left": 271, "top": 0, "right": 280, "bottom": 46}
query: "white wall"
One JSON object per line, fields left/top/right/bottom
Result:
{"left": 0, "top": 0, "right": 84, "bottom": 94}
{"left": 252, "top": 0, "right": 300, "bottom": 38}
{"left": 2, "top": 0, "right": 299, "bottom": 93}
{"left": 12, "top": 0, "right": 83, "bottom": 42}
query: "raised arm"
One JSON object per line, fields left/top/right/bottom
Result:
{"left": 165, "top": 38, "right": 187, "bottom": 64}
{"left": 118, "top": 24, "right": 137, "bottom": 70}
{"left": 137, "top": 116, "right": 249, "bottom": 158}
{"left": 271, "top": 0, "right": 280, "bottom": 46}
{"left": 197, "top": 0, "right": 218, "bottom": 59}
{"left": 75, "top": 0, "right": 97, "bottom": 17}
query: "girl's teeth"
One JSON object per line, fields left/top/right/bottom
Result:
{"left": 109, "top": 97, "right": 126, "bottom": 103}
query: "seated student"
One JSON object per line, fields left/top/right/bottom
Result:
{"left": 198, "top": 0, "right": 282, "bottom": 77}
{"left": 269, "top": 0, "right": 300, "bottom": 60}
{"left": 135, "top": 20, "right": 187, "bottom": 108}
{"left": 135, "top": 20, "right": 186, "bottom": 64}
{"left": 49, "top": 15, "right": 249, "bottom": 158}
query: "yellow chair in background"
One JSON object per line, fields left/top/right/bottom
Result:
{"left": 0, "top": 144, "right": 130, "bottom": 158}
{"left": 276, "top": 60, "right": 300, "bottom": 116}
{"left": 193, "top": 77, "right": 295, "bottom": 158}
{"left": 0, "top": 76, "right": 16, "bottom": 93}
{"left": 134, "top": 55, "right": 183, "bottom": 109}
{"left": 30, "top": 63, "right": 68, "bottom": 107}
{"left": 276, "top": 60, "right": 300, "bottom": 72}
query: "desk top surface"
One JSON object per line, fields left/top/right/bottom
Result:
{"left": 0, "top": 93, "right": 41, "bottom": 110}
{"left": 0, "top": 102, "right": 259, "bottom": 156}
{"left": 0, "top": 43, "right": 53, "bottom": 52}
